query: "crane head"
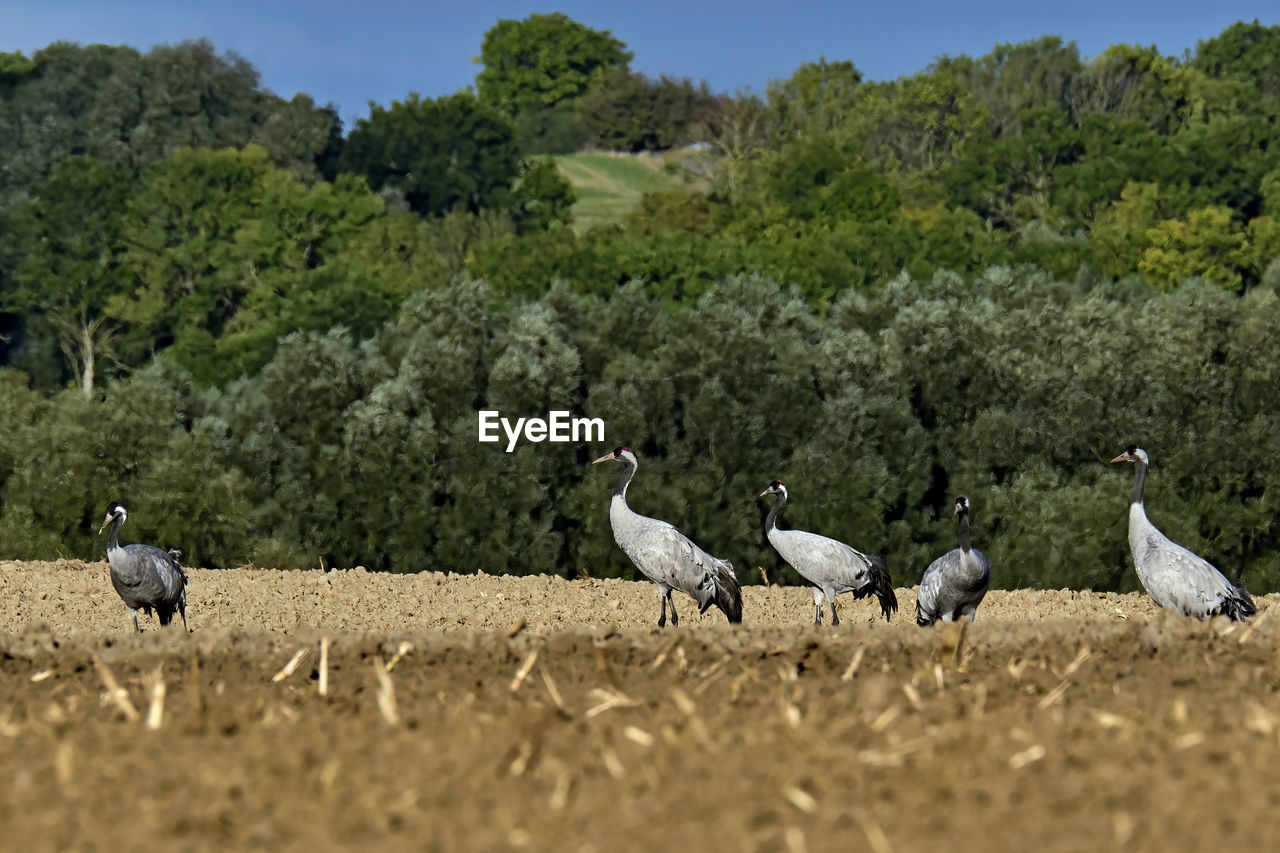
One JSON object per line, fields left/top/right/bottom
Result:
{"left": 1110, "top": 445, "right": 1148, "bottom": 466}
{"left": 592, "top": 446, "right": 636, "bottom": 467}
{"left": 953, "top": 495, "right": 970, "bottom": 516}
{"left": 98, "top": 501, "right": 127, "bottom": 535}
{"left": 759, "top": 480, "right": 787, "bottom": 499}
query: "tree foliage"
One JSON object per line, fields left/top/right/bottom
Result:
{"left": 574, "top": 71, "right": 715, "bottom": 152}
{"left": 0, "top": 40, "right": 338, "bottom": 218}
{"left": 0, "top": 157, "right": 133, "bottom": 394}
{"left": 933, "top": 37, "right": 1081, "bottom": 138}
{"left": 3, "top": 144, "right": 444, "bottom": 388}
{"left": 2, "top": 270, "right": 1278, "bottom": 597}
{"left": 1190, "top": 20, "right": 1280, "bottom": 101}
{"left": 475, "top": 13, "right": 632, "bottom": 115}
{"left": 337, "top": 93, "right": 521, "bottom": 218}
{"left": 766, "top": 58, "right": 863, "bottom": 138}
{"left": 2, "top": 20, "right": 1280, "bottom": 598}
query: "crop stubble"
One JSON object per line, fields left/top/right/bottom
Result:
{"left": 1, "top": 560, "right": 1278, "bottom": 851}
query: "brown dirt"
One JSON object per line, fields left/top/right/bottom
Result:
{"left": 2, "top": 559, "right": 1279, "bottom": 852}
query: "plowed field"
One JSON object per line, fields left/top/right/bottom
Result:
{"left": 2, "top": 560, "right": 1278, "bottom": 851}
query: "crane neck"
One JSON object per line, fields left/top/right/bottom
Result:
{"left": 107, "top": 516, "right": 123, "bottom": 551}
{"left": 613, "top": 459, "right": 636, "bottom": 499}
{"left": 1131, "top": 459, "right": 1147, "bottom": 506}
{"left": 764, "top": 492, "right": 787, "bottom": 534}
{"left": 956, "top": 511, "right": 972, "bottom": 553}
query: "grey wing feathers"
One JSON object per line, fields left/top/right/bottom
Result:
{"left": 777, "top": 531, "right": 896, "bottom": 620}
{"left": 112, "top": 544, "right": 187, "bottom": 620}
{"left": 618, "top": 519, "right": 704, "bottom": 587}
{"left": 785, "top": 533, "right": 875, "bottom": 591}
{"left": 620, "top": 519, "right": 742, "bottom": 623}
{"left": 916, "top": 548, "right": 990, "bottom": 626}
{"left": 916, "top": 555, "right": 949, "bottom": 626}
{"left": 1138, "top": 534, "right": 1255, "bottom": 621}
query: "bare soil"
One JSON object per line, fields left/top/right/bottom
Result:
{"left": 2, "top": 559, "right": 1279, "bottom": 852}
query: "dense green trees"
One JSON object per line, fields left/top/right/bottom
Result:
{"left": 475, "top": 12, "right": 632, "bottom": 115}
{"left": 0, "top": 157, "right": 133, "bottom": 394}
{"left": 337, "top": 93, "right": 522, "bottom": 218}
{"left": 473, "top": 14, "right": 713, "bottom": 155}
{"left": 2, "top": 269, "right": 1278, "bottom": 595}
{"left": 574, "top": 71, "right": 715, "bottom": 152}
{"left": 2, "top": 17, "right": 1279, "bottom": 596}
{"left": 2, "top": 145, "right": 445, "bottom": 388}
{"left": 0, "top": 40, "right": 338, "bottom": 217}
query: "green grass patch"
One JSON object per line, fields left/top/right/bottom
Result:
{"left": 552, "top": 151, "right": 709, "bottom": 232}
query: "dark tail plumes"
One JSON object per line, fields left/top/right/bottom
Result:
{"left": 712, "top": 559, "right": 743, "bottom": 624}
{"left": 852, "top": 553, "right": 897, "bottom": 622}
{"left": 1219, "top": 586, "right": 1256, "bottom": 622}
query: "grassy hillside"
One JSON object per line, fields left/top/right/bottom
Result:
{"left": 552, "top": 150, "right": 710, "bottom": 232}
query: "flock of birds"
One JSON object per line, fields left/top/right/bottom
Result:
{"left": 97, "top": 443, "right": 1257, "bottom": 634}
{"left": 589, "top": 444, "right": 1255, "bottom": 629}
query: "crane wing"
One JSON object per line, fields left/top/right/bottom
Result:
{"left": 1135, "top": 531, "right": 1253, "bottom": 619}
{"left": 916, "top": 548, "right": 990, "bottom": 625}
{"left": 771, "top": 528, "right": 896, "bottom": 620}
{"left": 776, "top": 531, "right": 876, "bottom": 592}
{"left": 618, "top": 519, "right": 712, "bottom": 590}
{"left": 121, "top": 544, "right": 187, "bottom": 604}
{"left": 916, "top": 552, "right": 952, "bottom": 625}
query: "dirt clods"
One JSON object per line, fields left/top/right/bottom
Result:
{"left": 1, "top": 560, "right": 1277, "bottom": 851}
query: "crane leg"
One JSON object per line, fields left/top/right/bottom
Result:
{"left": 658, "top": 591, "right": 668, "bottom": 628}
{"left": 830, "top": 600, "right": 840, "bottom": 627}
{"left": 812, "top": 588, "right": 824, "bottom": 626}
{"left": 129, "top": 608, "right": 141, "bottom": 633}
{"left": 667, "top": 590, "right": 679, "bottom": 627}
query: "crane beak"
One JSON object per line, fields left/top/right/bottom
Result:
{"left": 1109, "top": 452, "right": 1130, "bottom": 464}
{"left": 97, "top": 518, "right": 110, "bottom": 535}
{"left": 591, "top": 452, "right": 614, "bottom": 465}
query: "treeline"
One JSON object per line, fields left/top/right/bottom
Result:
{"left": 2, "top": 271, "right": 1278, "bottom": 592}
{"left": 1, "top": 17, "right": 1279, "bottom": 590}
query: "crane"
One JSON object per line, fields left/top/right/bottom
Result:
{"left": 759, "top": 480, "right": 897, "bottom": 625}
{"left": 1112, "top": 445, "right": 1255, "bottom": 621}
{"left": 98, "top": 501, "right": 189, "bottom": 633}
{"left": 916, "top": 495, "right": 991, "bottom": 625}
{"left": 592, "top": 447, "right": 742, "bottom": 627}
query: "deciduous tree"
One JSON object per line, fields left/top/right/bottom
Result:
{"left": 338, "top": 93, "right": 520, "bottom": 218}
{"left": 475, "top": 13, "right": 632, "bottom": 115}
{"left": 0, "top": 157, "right": 133, "bottom": 394}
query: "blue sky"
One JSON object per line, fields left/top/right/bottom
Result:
{"left": 4, "top": 1, "right": 1277, "bottom": 129}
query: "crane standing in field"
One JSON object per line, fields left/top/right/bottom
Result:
{"left": 916, "top": 495, "right": 991, "bottom": 626}
{"left": 759, "top": 480, "right": 897, "bottom": 625}
{"left": 98, "top": 501, "right": 189, "bottom": 633}
{"left": 592, "top": 447, "right": 743, "bottom": 627}
{"left": 1111, "top": 446, "right": 1255, "bottom": 621}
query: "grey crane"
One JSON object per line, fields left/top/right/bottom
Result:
{"left": 1112, "top": 446, "right": 1255, "bottom": 621}
{"left": 98, "top": 501, "right": 189, "bottom": 633}
{"left": 592, "top": 447, "right": 743, "bottom": 627}
{"left": 916, "top": 495, "right": 991, "bottom": 626}
{"left": 759, "top": 480, "right": 897, "bottom": 625}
